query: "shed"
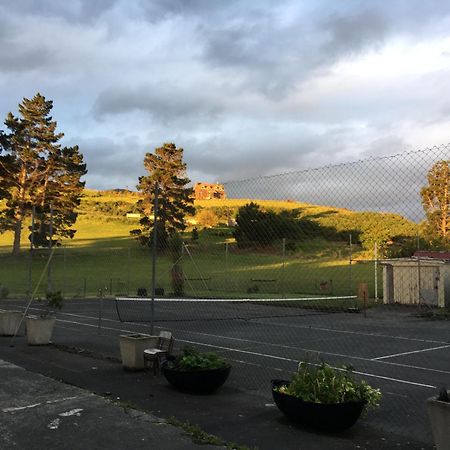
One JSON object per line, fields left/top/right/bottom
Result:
{"left": 381, "top": 252, "right": 450, "bottom": 307}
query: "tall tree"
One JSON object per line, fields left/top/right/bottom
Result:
{"left": 132, "top": 143, "right": 194, "bottom": 249}
{"left": 421, "top": 160, "right": 450, "bottom": 241}
{"left": 0, "top": 93, "right": 87, "bottom": 254}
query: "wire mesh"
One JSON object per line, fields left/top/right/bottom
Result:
{"left": 1, "top": 144, "right": 450, "bottom": 444}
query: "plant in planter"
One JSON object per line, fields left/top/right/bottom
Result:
{"left": 272, "top": 360, "right": 382, "bottom": 431}
{"left": 162, "top": 346, "right": 231, "bottom": 394}
{"left": 427, "top": 385, "right": 450, "bottom": 450}
{"left": 26, "top": 291, "right": 63, "bottom": 345}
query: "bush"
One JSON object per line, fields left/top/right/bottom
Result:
{"left": 196, "top": 209, "right": 219, "bottom": 228}
{"left": 0, "top": 286, "right": 9, "bottom": 299}
{"left": 168, "top": 346, "right": 229, "bottom": 371}
{"left": 276, "top": 361, "right": 381, "bottom": 410}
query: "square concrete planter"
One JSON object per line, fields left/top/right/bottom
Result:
{"left": 0, "top": 310, "right": 24, "bottom": 336}
{"left": 119, "top": 334, "right": 156, "bottom": 370}
{"left": 26, "top": 316, "right": 56, "bottom": 345}
{"left": 427, "top": 394, "right": 450, "bottom": 450}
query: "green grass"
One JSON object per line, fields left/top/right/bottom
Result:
{"left": 0, "top": 191, "right": 383, "bottom": 299}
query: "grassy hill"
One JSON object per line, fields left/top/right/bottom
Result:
{"left": 0, "top": 189, "right": 417, "bottom": 300}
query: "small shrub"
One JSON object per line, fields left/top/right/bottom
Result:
{"left": 285, "top": 241, "right": 297, "bottom": 252}
{"left": 0, "top": 286, "right": 9, "bottom": 299}
{"left": 168, "top": 346, "right": 230, "bottom": 371}
{"left": 39, "top": 291, "right": 64, "bottom": 317}
{"left": 247, "top": 284, "right": 259, "bottom": 294}
{"left": 137, "top": 287, "right": 147, "bottom": 297}
{"left": 276, "top": 361, "right": 381, "bottom": 411}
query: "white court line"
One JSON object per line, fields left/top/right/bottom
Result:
{"left": 255, "top": 319, "right": 450, "bottom": 345}
{"left": 159, "top": 326, "right": 450, "bottom": 377}
{"left": 56, "top": 307, "right": 450, "bottom": 345}
{"left": 372, "top": 345, "right": 450, "bottom": 361}
{"left": 53, "top": 317, "right": 437, "bottom": 390}
{"left": 20, "top": 307, "right": 450, "bottom": 376}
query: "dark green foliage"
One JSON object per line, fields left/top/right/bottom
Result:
{"left": 169, "top": 346, "right": 230, "bottom": 371}
{"left": 39, "top": 290, "right": 64, "bottom": 317}
{"left": 0, "top": 285, "right": 9, "bottom": 299}
{"left": 0, "top": 94, "right": 86, "bottom": 254}
{"left": 132, "top": 143, "right": 195, "bottom": 248}
{"left": 234, "top": 202, "right": 321, "bottom": 247}
{"left": 277, "top": 360, "right": 381, "bottom": 410}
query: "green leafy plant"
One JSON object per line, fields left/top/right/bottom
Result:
{"left": 276, "top": 361, "right": 381, "bottom": 410}
{"left": 39, "top": 290, "right": 64, "bottom": 317}
{"left": 168, "top": 346, "right": 230, "bottom": 371}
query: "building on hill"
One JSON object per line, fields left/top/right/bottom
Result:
{"left": 194, "top": 182, "right": 226, "bottom": 200}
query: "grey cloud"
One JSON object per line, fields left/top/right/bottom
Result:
{"left": 4, "top": 0, "right": 117, "bottom": 23}
{"left": 93, "top": 85, "right": 224, "bottom": 123}
{"left": 0, "top": 46, "right": 54, "bottom": 73}
{"left": 199, "top": 1, "right": 450, "bottom": 99}
{"left": 319, "top": 9, "right": 389, "bottom": 60}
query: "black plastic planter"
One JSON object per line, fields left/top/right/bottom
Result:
{"left": 163, "top": 365, "right": 231, "bottom": 394}
{"left": 271, "top": 379, "right": 366, "bottom": 432}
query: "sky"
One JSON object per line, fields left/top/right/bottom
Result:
{"left": 1, "top": 0, "right": 450, "bottom": 193}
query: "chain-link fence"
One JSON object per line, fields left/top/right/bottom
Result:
{"left": 1, "top": 144, "right": 450, "bottom": 443}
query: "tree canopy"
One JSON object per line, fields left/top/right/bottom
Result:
{"left": 132, "top": 143, "right": 194, "bottom": 249}
{"left": 421, "top": 160, "right": 450, "bottom": 243}
{"left": 0, "top": 93, "right": 87, "bottom": 254}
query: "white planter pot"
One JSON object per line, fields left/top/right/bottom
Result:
{"left": 0, "top": 310, "right": 24, "bottom": 336}
{"left": 26, "top": 316, "right": 56, "bottom": 345}
{"left": 427, "top": 394, "right": 450, "bottom": 450}
{"left": 119, "top": 334, "right": 156, "bottom": 370}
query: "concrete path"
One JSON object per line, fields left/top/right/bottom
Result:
{"left": 0, "top": 359, "right": 217, "bottom": 450}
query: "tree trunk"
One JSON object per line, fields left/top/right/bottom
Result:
{"left": 12, "top": 219, "right": 22, "bottom": 256}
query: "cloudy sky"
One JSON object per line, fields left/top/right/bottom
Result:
{"left": 1, "top": 0, "right": 450, "bottom": 191}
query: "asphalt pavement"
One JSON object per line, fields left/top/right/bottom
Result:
{"left": 0, "top": 333, "right": 433, "bottom": 450}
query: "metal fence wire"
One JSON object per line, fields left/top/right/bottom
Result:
{"left": 2, "top": 143, "right": 450, "bottom": 444}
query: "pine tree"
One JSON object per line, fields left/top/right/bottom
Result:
{"left": 132, "top": 143, "right": 194, "bottom": 249}
{"left": 421, "top": 160, "right": 450, "bottom": 241}
{"left": 0, "top": 93, "right": 87, "bottom": 254}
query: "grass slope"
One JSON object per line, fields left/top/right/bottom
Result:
{"left": 0, "top": 189, "right": 404, "bottom": 300}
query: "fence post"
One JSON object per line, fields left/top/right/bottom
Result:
{"left": 150, "top": 182, "right": 159, "bottom": 335}
{"left": 282, "top": 238, "right": 286, "bottom": 298}
{"left": 27, "top": 206, "right": 36, "bottom": 296}
{"left": 349, "top": 234, "right": 354, "bottom": 306}
{"left": 374, "top": 242, "right": 378, "bottom": 301}
{"left": 47, "top": 202, "right": 53, "bottom": 293}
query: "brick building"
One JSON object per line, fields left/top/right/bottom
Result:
{"left": 194, "top": 182, "right": 226, "bottom": 200}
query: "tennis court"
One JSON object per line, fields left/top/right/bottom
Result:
{"left": 4, "top": 296, "right": 448, "bottom": 443}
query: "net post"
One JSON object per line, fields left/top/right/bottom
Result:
{"left": 98, "top": 288, "right": 104, "bottom": 334}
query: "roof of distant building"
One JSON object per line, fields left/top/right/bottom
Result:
{"left": 413, "top": 250, "right": 450, "bottom": 260}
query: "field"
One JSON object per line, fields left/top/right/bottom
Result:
{"left": 0, "top": 190, "right": 384, "bottom": 300}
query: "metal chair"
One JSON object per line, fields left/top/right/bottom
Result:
{"left": 143, "top": 331, "right": 174, "bottom": 376}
